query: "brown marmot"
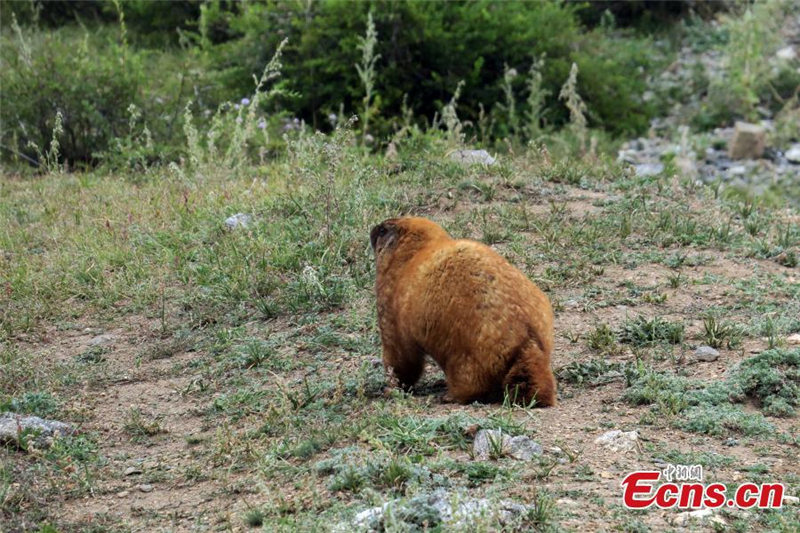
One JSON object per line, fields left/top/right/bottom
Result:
{"left": 370, "top": 217, "right": 556, "bottom": 406}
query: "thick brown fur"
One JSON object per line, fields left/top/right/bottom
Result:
{"left": 370, "top": 217, "right": 557, "bottom": 407}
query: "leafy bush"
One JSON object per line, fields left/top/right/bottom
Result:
{"left": 203, "top": 1, "right": 662, "bottom": 140}
{"left": 1, "top": 24, "right": 142, "bottom": 166}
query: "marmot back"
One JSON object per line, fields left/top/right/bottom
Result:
{"left": 371, "top": 217, "right": 556, "bottom": 406}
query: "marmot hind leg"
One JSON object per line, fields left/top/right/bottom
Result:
{"left": 502, "top": 346, "right": 556, "bottom": 407}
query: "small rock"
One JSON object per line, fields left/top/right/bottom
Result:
{"left": 787, "top": 333, "right": 800, "bottom": 345}
{"left": 124, "top": 466, "right": 142, "bottom": 476}
{"left": 785, "top": 144, "right": 800, "bottom": 164}
{"left": 556, "top": 498, "right": 579, "bottom": 506}
{"left": 224, "top": 213, "right": 252, "bottom": 230}
{"left": 594, "top": 430, "right": 638, "bottom": 453}
{"left": 783, "top": 495, "right": 799, "bottom": 505}
{"left": 88, "top": 334, "right": 115, "bottom": 347}
{"left": 693, "top": 346, "right": 720, "bottom": 362}
{"left": 709, "top": 515, "right": 727, "bottom": 526}
{"left": 729, "top": 121, "right": 766, "bottom": 160}
{"left": 0, "top": 413, "right": 74, "bottom": 450}
{"left": 449, "top": 149, "right": 496, "bottom": 166}
{"left": 634, "top": 163, "right": 664, "bottom": 177}
{"left": 117, "top": 491, "right": 129, "bottom": 498}
{"left": 776, "top": 46, "right": 797, "bottom": 61}
{"left": 137, "top": 484, "right": 154, "bottom": 493}
{"left": 729, "top": 165, "right": 747, "bottom": 175}
{"left": 473, "top": 429, "right": 543, "bottom": 461}
{"left": 723, "top": 437, "right": 738, "bottom": 447}
{"left": 672, "top": 508, "right": 713, "bottom": 526}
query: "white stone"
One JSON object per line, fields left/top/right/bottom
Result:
{"left": 776, "top": 46, "right": 797, "bottom": 61}
{"left": 787, "top": 333, "right": 800, "bottom": 345}
{"left": 594, "top": 430, "right": 639, "bottom": 453}
{"left": 473, "top": 429, "right": 543, "bottom": 461}
{"left": 694, "top": 346, "right": 720, "bottom": 362}
{"left": 634, "top": 163, "right": 664, "bottom": 177}
{"left": 785, "top": 144, "right": 800, "bottom": 164}
{"left": 672, "top": 508, "right": 713, "bottom": 526}
{"left": 449, "top": 149, "right": 496, "bottom": 166}
{"left": 224, "top": 213, "right": 252, "bottom": 229}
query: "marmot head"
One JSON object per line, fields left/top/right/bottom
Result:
{"left": 370, "top": 217, "right": 451, "bottom": 258}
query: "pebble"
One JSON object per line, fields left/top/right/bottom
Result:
{"left": 672, "top": 508, "right": 713, "bottom": 526}
{"left": 634, "top": 163, "right": 664, "bottom": 177}
{"left": 124, "top": 466, "right": 142, "bottom": 476}
{"left": 473, "top": 429, "right": 543, "bottom": 461}
{"left": 776, "top": 46, "right": 797, "bottom": 61}
{"left": 785, "top": 144, "right": 800, "bottom": 164}
{"left": 137, "top": 484, "right": 154, "bottom": 493}
{"left": 117, "top": 491, "right": 129, "bottom": 498}
{"left": 594, "top": 430, "right": 639, "bottom": 453}
{"left": 449, "top": 149, "right": 497, "bottom": 166}
{"left": 224, "top": 213, "right": 252, "bottom": 230}
{"left": 787, "top": 333, "right": 800, "bottom": 345}
{"left": 693, "top": 346, "right": 720, "bottom": 362}
{"left": 88, "top": 334, "right": 115, "bottom": 347}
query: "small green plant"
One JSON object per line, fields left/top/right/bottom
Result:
{"left": 499, "top": 63, "right": 519, "bottom": 139}
{"left": 123, "top": 408, "right": 165, "bottom": 438}
{"left": 618, "top": 316, "right": 685, "bottom": 346}
{"left": 586, "top": 323, "right": 621, "bottom": 355}
{"left": 244, "top": 509, "right": 265, "bottom": 528}
{"left": 524, "top": 54, "right": 549, "bottom": 141}
{"left": 557, "top": 358, "right": 628, "bottom": 387}
{"left": 702, "top": 315, "right": 742, "bottom": 349}
{"left": 1, "top": 391, "right": 59, "bottom": 418}
{"left": 355, "top": 12, "right": 380, "bottom": 141}
{"left": 558, "top": 62, "right": 587, "bottom": 153}
{"left": 667, "top": 272, "right": 684, "bottom": 288}
{"left": 440, "top": 80, "right": 466, "bottom": 148}
{"left": 524, "top": 488, "right": 556, "bottom": 528}
{"left": 329, "top": 465, "right": 365, "bottom": 492}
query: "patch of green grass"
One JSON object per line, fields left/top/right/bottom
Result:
{"left": 624, "top": 348, "right": 800, "bottom": 438}
{"left": 731, "top": 348, "right": 800, "bottom": 417}
{"left": 586, "top": 323, "right": 623, "bottom": 356}
{"left": 0, "top": 391, "right": 60, "bottom": 418}
{"left": 244, "top": 508, "right": 265, "bottom": 528}
{"left": 677, "top": 404, "right": 775, "bottom": 437}
{"left": 372, "top": 413, "right": 474, "bottom": 455}
{"left": 701, "top": 314, "right": 743, "bottom": 349}
{"left": 618, "top": 315, "right": 684, "bottom": 346}
{"left": 122, "top": 408, "right": 165, "bottom": 439}
{"left": 557, "top": 358, "right": 629, "bottom": 387}
{"left": 448, "top": 461, "right": 509, "bottom": 486}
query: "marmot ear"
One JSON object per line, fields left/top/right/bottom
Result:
{"left": 370, "top": 222, "right": 397, "bottom": 252}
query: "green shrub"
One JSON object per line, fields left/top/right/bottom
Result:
{"left": 1, "top": 24, "right": 142, "bottom": 166}
{"left": 203, "top": 1, "right": 661, "bottom": 140}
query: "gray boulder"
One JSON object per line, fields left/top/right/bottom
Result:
{"left": 0, "top": 413, "right": 74, "bottom": 449}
